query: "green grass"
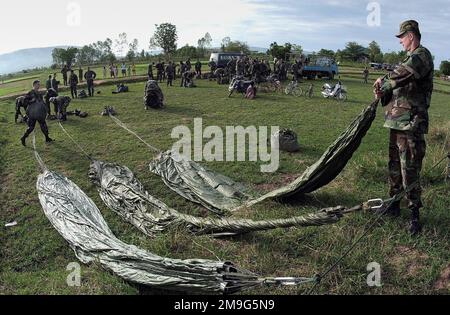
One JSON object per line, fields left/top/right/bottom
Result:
{"left": 0, "top": 73, "right": 449, "bottom": 295}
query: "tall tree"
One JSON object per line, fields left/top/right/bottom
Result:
{"left": 340, "top": 42, "right": 368, "bottom": 62}
{"left": 318, "top": 49, "right": 336, "bottom": 59}
{"left": 440, "top": 60, "right": 450, "bottom": 76}
{"left": 368, "top": 41, "right": 383, "bottom": 63}
{"left": 221, "top": 37, "right": 231, "bottom": 52}
{"left": 149, "top": 23, "right": 178, "bottom": 58}
{"left": 114, "top": 33, "right": 128, "bottom": 57}
{"left": 77, "top": 45, "right": 96, "bottom": 65}
{"left": 177, "top": 45, "right": 198, "bottom": 58}
{"left": 223, "top": 41, "right": 250, "bottom": 54}
{"left": 268, "top": 42, "right": 292, "bottom": 60}
{"left": 126, "top": 39, "right": 139, "bottom": 61}
{"left": 52, "top": 47, "right": 79, "bottom": 68}
{"left": 204, "top": 32, "right": 212, "bottom": 48}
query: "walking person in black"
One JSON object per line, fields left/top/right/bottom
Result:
{"left": 69, "top": 70, "right": 79, "bottom": 99}
{"left": 84, "top": 67, "right": 97, "bottom": 97}
{"left": 20, "top": 80, "right": 54, "bottom": 146}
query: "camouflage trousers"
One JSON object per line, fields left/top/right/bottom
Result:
{"left": 388, "top": 129, "right": 426, "bottom": 209}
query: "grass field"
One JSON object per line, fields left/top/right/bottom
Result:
{"left": 0, "top": 72, "right": 449, "bottom": 295}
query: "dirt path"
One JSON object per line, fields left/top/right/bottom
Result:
{"left": 0, "top": 75, "right": 149, "bottom": 101}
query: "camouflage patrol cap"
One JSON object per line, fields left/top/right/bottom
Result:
{"left": 396, "top": 20, "right": 421, "bottom": 38}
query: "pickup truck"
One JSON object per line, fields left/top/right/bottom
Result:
{"left": 302, "top": 56, "right": 339, "bottom": 80}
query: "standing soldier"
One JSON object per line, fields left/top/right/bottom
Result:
{"left": 363, "top": 67, "right": 370, "bottom": 84}
{"left": 179, "top": 61, "right": 187, "bottom": 87}
{"left": 148, "top": 62, "right": 154, "bottom": 80}
{"left": 69, "top": 70, "right": 79, "bottom": 99}
{"left": 45, "top": 75, "right": 52, "bottom": 90}
{"left": 161, "top": 62, "right": 166, "bottom": 82}
{"left": 186, "top": 58, "right": 192, "bottom": 71}
{"left": 208, "top": 59, "right": 217, "bottom": 78}
{"left": 195, "top": 59, "right": 202, "bottom": 78}
{"left": 374, "top": 20, "right": 434, "bottom": 235}
{"left": 79, "top": 66, "right": 83, "bottom": 83}
{"left": 236, "top": 57, "right": 244, "bottom": 76}
{"left": 84, "top": 67, "right": 97, "bottom": 97}
{"left": 20, "top": 80, "right": 54, "bottom": 146}
{"left": 51, "top": 73, "right": 60, "bottom": 93}
{"left": 156, "top": 61, "right": 163, "bottom": 82}
{"left": 61, "top": 65, "right": 68, "bottom": 86}
{"left": 166, "top": 62, "right": 174, "bottom": 87}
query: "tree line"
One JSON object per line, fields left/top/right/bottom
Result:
{"left": 51, "top": 23, "right": 450, "bottom": 75}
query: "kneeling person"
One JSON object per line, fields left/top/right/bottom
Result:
{"left": 49, "top": 96, "right": 72, "bottom": 121}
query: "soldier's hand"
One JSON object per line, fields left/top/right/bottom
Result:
{"left": 373, "top": 88, "right": 383, "bottom": 100}
{"left": 373, "top": 77, "right": 384, "bottom": 90}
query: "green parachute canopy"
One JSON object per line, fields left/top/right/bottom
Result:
{"left": 89, "top": 160, "right": 350, "bottom": 238}
{"left": 149, "top": 101, "right": 379, "bottom": 213}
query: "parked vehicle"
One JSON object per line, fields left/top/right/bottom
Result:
{"left": 210, "top": 52, "right": 246, "bottom": 69}
{"left": 228, "top": 76, "right": 256, "bottom": 99}
{"left": 321, "top": 81, "right": 347, "bottom": 101}
{"left": 285, "top": 81, "right": 303, "bottom": 96}
{"left": 370, "top": 62, "right": 383, "bottom": 70}
{"left": 302, "top": 56, "right": 339, "bottom": 80}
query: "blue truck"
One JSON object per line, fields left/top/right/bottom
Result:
{"left": 302, "top": 56, "right": 339, "bottom": 80}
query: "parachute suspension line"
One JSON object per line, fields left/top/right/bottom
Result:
{"left": 108, "top": 114, "right": 161, "bottom": 154}
{"left": 32, "top": 132, "right": 48, "bottom": 172}
{"left": 306, "top": 187, "right": 415, "bottom": 295}
{"left": 58, "top": 122, "right": 93, "bottom": 161}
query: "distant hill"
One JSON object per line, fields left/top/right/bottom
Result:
{"left": 0, "top": 46, "right": 269, "bottom": 75}
{"left": 0, "top": 47, "right": 68, "bottom": 75}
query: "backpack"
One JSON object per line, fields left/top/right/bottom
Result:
{"left": 271, "top": 129, "right": 300, "bottom": 152}
{"left": 144, "top": 80, "right": 164, "bottom": 109}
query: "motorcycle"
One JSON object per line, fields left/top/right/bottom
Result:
{"left": 228, "top": 76, "right": 257, "bottom": 99}
{"left": 321, "top": 82, "right": 347, "bottom": 101}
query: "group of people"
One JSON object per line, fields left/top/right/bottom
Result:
{"left": 208, "top": 56, "right": 306, "bottom": 85}
{"left": 50, "top": 66, "right": 97, "bottom": 98}
{"left": 147, "top": 58, "right": 202, "bottom": 88}
{"left": 15, "top": 20, "right": 435, "bottom": 236}
{"left": 105, "top": 63, "right": 137, "bottom": 79}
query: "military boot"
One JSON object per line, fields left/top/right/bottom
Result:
{"left": 408, "top": 208, "right": 422, "bottom": 236}
{"left": 384, "top": 200, "right": 401, "bottom": 217}
{"left": 20, "top": 135, "right": 26, "bottom": 147}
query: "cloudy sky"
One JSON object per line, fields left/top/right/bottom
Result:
{"left": 2, "top": 0, "right": 449, "bottom": 65}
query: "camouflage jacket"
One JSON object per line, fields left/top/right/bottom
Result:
{"left": 381, "top": 45, "right": 434, "bottom": 134}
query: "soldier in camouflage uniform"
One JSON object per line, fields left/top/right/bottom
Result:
{"left": 20, "top": 80, "right": 54, "bottom": 146}
{"left": 49, "top": 96, "right": 72, "bottom": 121}
{"left": 374, "top": 20, "right": 434, "bottom": 235}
